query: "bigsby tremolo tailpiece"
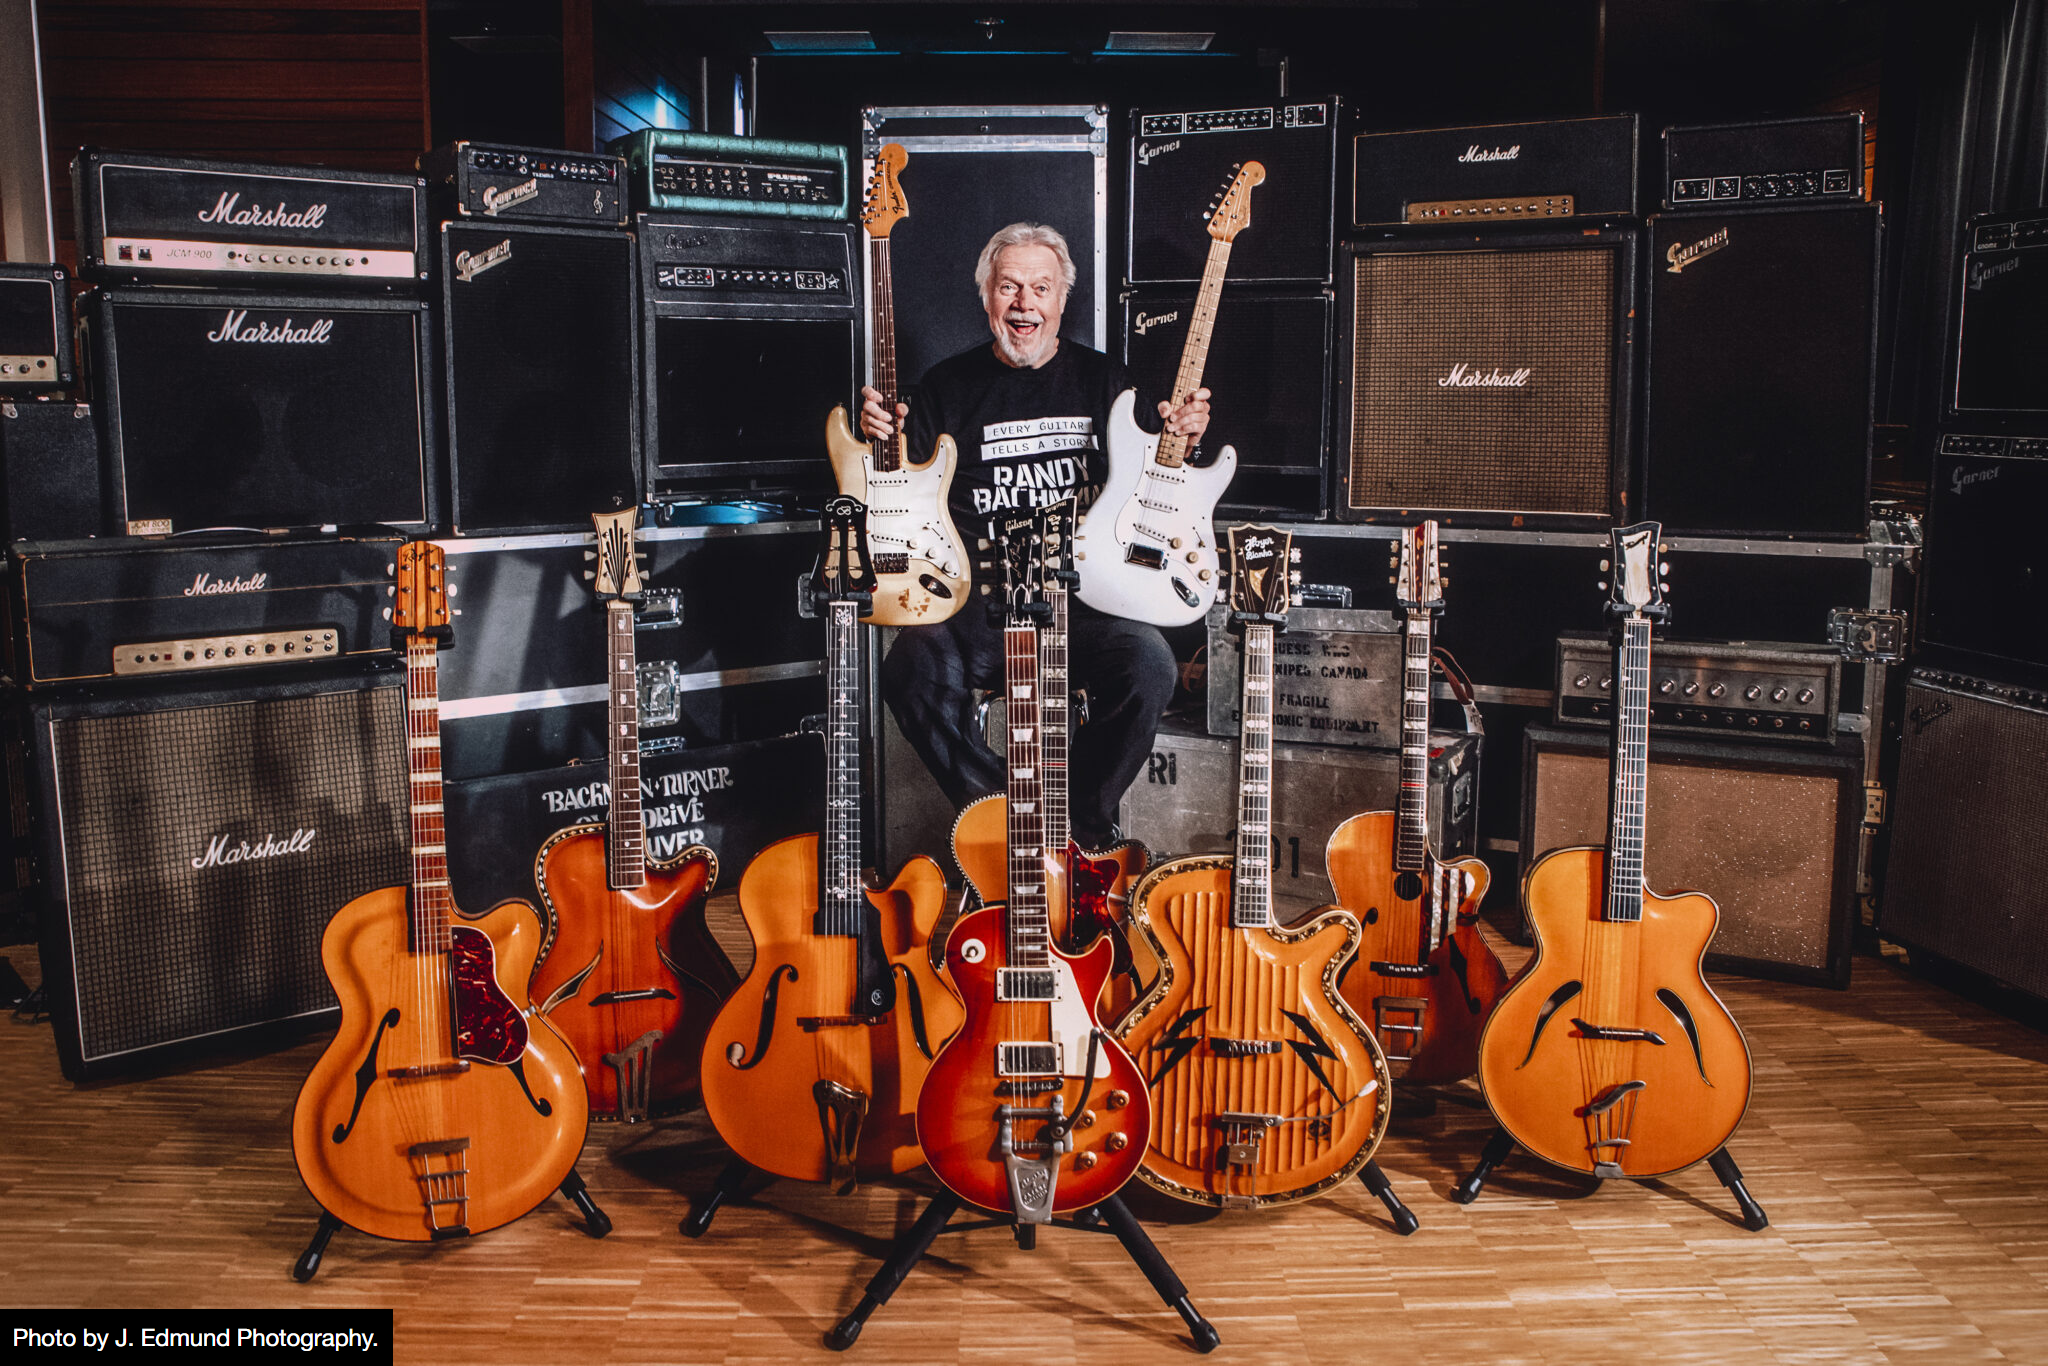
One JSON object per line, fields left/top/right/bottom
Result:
{"left": 997, "top": 1095, "right": 1071, "bottom": 1224}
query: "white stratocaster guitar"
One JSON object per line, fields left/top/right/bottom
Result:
{"left": 825, "top": 143, "right": 970, "bottom": 627}
{"left": 1071, "top": 161, "right": 1262, "bottom": 627}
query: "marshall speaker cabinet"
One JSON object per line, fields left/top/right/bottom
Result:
{"left": 1128, "top": 99, "right": 1341, "bottom": 285}
{"left": 1642, "top": 204, "right": 1880, "bottom": 538}
{"left": 1335, "top": 229, "right": 1636, "bottom": 523}
{"left": 438, "top": 221, "right": 640, "bottom": 534}
{"left": 82, "top": 289, "right": 436, "bottom": 535}
{"left": 1352, "top": 114, "right": 1638, "bottom": 229}
{"left": 1952, "top": 211, "right": 2048, "bottom": 421}
{"left": 29, "top": 670, "right": 410, "bottom": 1080}
{"left": 638, "top": 215, "right": 855, "bottom": 499}
{"left": 72, "top": 149, "right": 428, "bottom": 291}
{"left": 0, "top": 265, "right": 75, "bottom": 395}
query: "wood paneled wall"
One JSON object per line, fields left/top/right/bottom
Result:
{"left": 36, "top": 0, "right": 431, "bottom": 268}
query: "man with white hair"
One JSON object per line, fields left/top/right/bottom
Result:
{"left": 860, "top": 221, "right": 1213, "bottom": 850}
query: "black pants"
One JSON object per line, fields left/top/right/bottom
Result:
{"left": 882, "top": 600, "right": 1176, "bottom": 848}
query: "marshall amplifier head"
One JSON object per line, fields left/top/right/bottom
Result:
{"left": 1663, "top": 114, "right": 1866, "bottom": 210}
{"left": 612, "top": 130, "right": 849, "bottom": 220}
{"left": 12, "top": 532, "right": 405, "bottom": 686}
{"left": 0, "top": 265, "right": 76, "bottom": 395}
{"left": 638, "top": 214, "right": 856, "bottom": 497}
{"left": 419, "top": 141, "right": 626, "bottom": 228}
{"left": 438, "top": 221, "right": 639, "bottom": 534}
{"left": 1335, "top": 228, "right": 1636, "bottom": 524}
{"left": 1352, "top": 114, "right": 1637, "bottom": 229}
{"left": 84, "top": 288, "right": 437, "bottom": 535}
{"left": 1129, "top": 99, "right": 1340, "bottom": 285}
{"left": 72, "top": 149, "right": 428, "bottom": 291}
{"left": 1953, "top": 211, "right": 2048, "bottom": 419}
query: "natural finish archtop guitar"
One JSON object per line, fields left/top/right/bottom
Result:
{"left": 292, "top": 540, "right": 588, "bottom": 1242}
{"left": 529, "top": 507, "right": 734, "bottom": 1123}
{"left": 825, "top": 142, "right": 970, "bottom": 626}
{"left": 1116, "top": 525, "right": 1392, "bottom": 1208}
{"left": 1071, "top": 160, "right": 1262, "bottom": 627}
{"left": 1326, "top": 520, "right": 1508, "bottom": 1085}
{"left": 699, "top": 497, "right": 962, "bottom": 1188}
{"left": 920, "top": 501, "right": 1152, "bottom": 1221}
{"left": 1475, "top": 522, "right": 1753, "bottom": 1179}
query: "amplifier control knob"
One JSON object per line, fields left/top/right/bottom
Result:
{"left": 1573, "top": 673, "right": 1591, "bottom": 688}
{"left": 1658, "top": 679, "right": 1676, "bottom": 695}
{"left": 1708, "top": 683, "right": 1727, "bottom": 699}
{"left": 1682, "top": 681, "right": 1700, "bottom": 697}
{"left": 1772, "top": 686, "right": 1789, "bottom": 703}
{"left": 1745, "top": 684, "right": 1763, "bottom": 701}
{"left": 1797, "top": 687, "right": 1815, "bottom": 704}
{"left": 1599, "top": 676, "right": 1612, "bottom": 692}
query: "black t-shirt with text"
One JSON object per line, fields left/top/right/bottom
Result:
{"left": 906, "top": 341, "right": 1128, "bottom": 545}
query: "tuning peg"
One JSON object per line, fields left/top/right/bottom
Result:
{"left": 1288, "top": 547, "right": 1301, "bottom": 562}
{"left": 584, "top": 549, "right": 596, "bottom": 561}
{"left": 1660, "top": 542, "right": 1670, "bottom": 554}
{"left": 451, "top": 608, "right": 461, "bottom": 616}
{"left": 382, "top": 607, "right": 392, "bottom": 621}
{"left": 386, "top": 563, "right": 396, "bottom": 576}
{"left": 1598, "top": 581, "right": 1608, "bottom": 591}
{"left": 1660, "top": 562, "right": 1671, "bottom": 576}
{"left": 582, "top": 570, "right": 596, "bottom": 581}
{"left": 1389, "top": 575, "right": 1397, "bottom": 585}
{"left": 386, "top": 586, "right": 395, "bottom": 596}
{"left": 1288, "top": 570, "right": 1303, "bottom": 584}
{"left": 977, "top": 537, "right": 991, "bottom": 550}
{"left": 1599, "top": 558, "right": 1610, "bottom": 571}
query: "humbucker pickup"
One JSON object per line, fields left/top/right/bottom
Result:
{"left": 996, "top": 1042, "right": 1060, "bottom": 1076}
{"left": 997, "top": 968, "right": 1058, "bottom": 1001}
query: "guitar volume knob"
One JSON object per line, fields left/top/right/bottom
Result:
{"left": 1105, "top": 1132, "right": 1130, "bottom": 1152}
{"left": 1074, "top": 1151, "right": 1099, "bottom": 1170}
{"left": 1106, "top": 1089, "right": 1130, "bottom": 1109}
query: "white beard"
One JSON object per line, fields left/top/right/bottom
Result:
{"left": 994, "top": 311, "right": 1055, "bottom": 368}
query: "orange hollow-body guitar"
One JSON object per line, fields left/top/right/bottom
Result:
{"left": 699, "top": 500, "right": 962, "bottom": 1187}
{"left": 1476, "top": 522, "right": 1752, "bottom": 1179}
{"left": 918, "top": 501, "right": 1152, "bottom": 1220}
{"left": 293, "top": 543, "right": 588, "bottom": 1242}
{"left": 1119, "top": 527, "right": 1390, "bottom": 1208}
{"left": 531, "top": 509, "right": 734, "bottom": 1123}
{"left": 1328, "top": 522, "right": 1509, "bottom": 1085}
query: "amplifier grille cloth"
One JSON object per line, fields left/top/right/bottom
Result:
{"left": 1348, "top": 248, "right": 1613, "bottom": 515}
{"left": 51, "top": 684, "right": 409, "bottom": 1063}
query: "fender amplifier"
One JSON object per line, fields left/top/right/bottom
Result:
{"left": 72, "top": 149, "right": 428, "bottom": 290}
{"left": 419, "top": 141, "right": 625, "bottom": 227}
{"left": 1353, "top": 114, "right": 1638, "bottom": 228}
{"left": 1128, "top": 99, "right": 1340, "bottom": 285}
{"left": 0, "top": 265, "right": 75, "bottom": 395}
{"left": 438, "top": 221, "right": 639, "bottom": 534}
{"left": 1952, "top": 211, "right": 2048, "bottom": 419}
{"left": 29, "top": 670, "right": 410, "bottom": 1080}
{"left": 11, "top": 532, "right": 405, "bottom": 687}
{"left": 82, "top": 289, "right": 436, "bottom": 535}
{"left": 1335, "top": 229, "right": 1635, "bottom": 523}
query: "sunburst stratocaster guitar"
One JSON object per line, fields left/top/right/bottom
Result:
{"left": 529, "top": 508, "right": 734, "bottom": 1123}
{"left": 699, "top": 498, "right": 963, "bottom": 1188}
{"left": 1475, "top": 522, "right": 1753, "bottom": 1179}
{"left": 292, "top": 541, "right": 588, "bottom": 1245}
{"left": 952, "top": 497, "right": 1148, "bottom": 1016}
{"left": 1326, "top": 521, "right": 1509, "bottom": 1085}
{"left": 1070, "top": 160, "right": 1262, "bottom": 627}
{"left": 919, "top": 504, "right": 1151, "bottom": 1221}
{"left": 1117, "top": 526, "right": 1392, "bottom": 1208}
{"left": 825, "top": 142, "right": 970, "bottom": 625}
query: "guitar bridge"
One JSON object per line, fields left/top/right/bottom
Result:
{"left": 1373, "top": 995, "right": 1429, "bottom": 1065}
{"left": 408, "top": 1137, "right": 473, "bottom": 1239}
{"left": 1571, "top": 1019, "right": 1667, "bottom": 1046}
{"left": 1209, "top": 1038, "right": 1282, "bottom": 1057}
{"left": 871, "top": 552, "right": 910, "bottom": 576}
{"left": 1368, "top": 961, "right": 1437, "bottom": 978}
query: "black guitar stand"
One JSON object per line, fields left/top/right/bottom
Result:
{"left": 291, "top": 1164, "right": 613, "bottom": 1281}
{"left": 1451, "top": 1126, "right": 1768, "bottom": 1231}
{"left": 825, "top": 1191, "right": 1218, "bottom": 1354}
{"left": 1358, "top": 1159, "right": 1421, "bottom": 1234}
{"left": 680, "top": 1155, "right": 754, "bottom": 1237}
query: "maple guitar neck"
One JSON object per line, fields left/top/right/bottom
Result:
{"left": 605, "top": 600, "right": 646, "bottom": 891}
{"left": 1154, "top": 235, "right": 1233, "bottom": 471}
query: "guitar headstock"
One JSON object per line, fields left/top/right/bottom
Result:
{"left": 1227, "top": 524, "right": 1299, "bottom": 628}
{"left": 862, "top": 143, "right": 909, "bottom": 239}
{"left": 390, "top": 539, "right": 452, "bottom": 644}
{"left": 994, "top": 502, "right": 1056, "bottom": 624}
{"left": 1039, "top": 496, "right": 1078, "bottom": 588}
{"left": 587, "top": 507, "right": 645, "bottom": 602}
{"left": 1207, "top": 160, "right": 1267, "bottom": 243}
{"left": 813, "top": 496, "right": 878, "bottom": 611}
{"left": 1395, "top": 520, "right": 1445, "bottom": 616}
{"left": 1603, "top": 520, "right": 1670, "bottom": 622}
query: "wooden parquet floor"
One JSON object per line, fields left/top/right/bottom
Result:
{"left": 3, "top": 913, "right": 2046, "bottom": 1365}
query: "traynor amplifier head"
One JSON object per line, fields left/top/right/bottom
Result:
{"left": 1335, "top": 228, "right": 1635, "bottom": 523}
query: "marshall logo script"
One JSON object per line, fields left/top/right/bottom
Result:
{"left": 192, "top": 827, "right": 317, "bottom": 871}
{"left": 196, "top": 193, "right": 329, "bottom": 230}
{"left": 184, "top": 572, "right": 269, "bottom": 597}
{"left": 1459, "top": 144, "right": 1521, "bottom": 163}
{"left": 1438, "top": 363, "right": 1533, "bottom": 388}
{"left": 454, "top": 238, "right": 513, "bottom": 282}
{"left": 207, "top": 309, "right": 334, "bottom": 344}
{"left": 1666, "top": 226, "right": 1730, "bottom": 275}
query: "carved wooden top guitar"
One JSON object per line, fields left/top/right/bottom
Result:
{"left": 825, "top": 142, "right": 970, "bottom": 626}
{"left": 1070, "top": 160, "right": 1262, "bottom": 627}
{"left": 292, "top": 541, "right": 587, "bottom": 1241}
{"left": 1116, "top": 525, "right": 1392, "bottom": 1208}
{"left": 529, "top": 507, "right": 734, "bottom": 1123}
{"left": 1326, "top": 520, "right": 1508, "bottom": 1085}
{"left": 1475, "top": 523, "right": 1753, "bottom": 1179}
{"left": 699, "top": 497, "right": 962, "bottom": 1186}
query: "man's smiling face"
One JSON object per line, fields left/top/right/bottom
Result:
{"left": 985, "top": 243, "right": 1065, "bottom": 369}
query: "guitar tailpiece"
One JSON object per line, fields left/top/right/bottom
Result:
{"left": 997, "top": 1098, "right": 1071, "bottom": 1226}
{"left": 601, "top": 1029, "right": 662, "bottom": 1123}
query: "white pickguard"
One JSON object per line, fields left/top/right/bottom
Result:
{"left": 845, "top": 459, "right": 964, "bottom": 581}
{"left": 1047, "top": 954, "right": 1099, "bottom": 1079}
{"left": 1071, "top": 389, "right": 1237, "bottom": 627}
